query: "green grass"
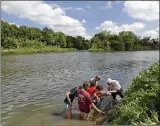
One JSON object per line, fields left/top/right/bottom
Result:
{"left": 88, "top": 48, "right": 109, "bottom": 52}
{"left": 108, "top": 61, "right": 160, "bottom": 125}
{"left": 1, "top": 46, "right": 76, "bottom": 55}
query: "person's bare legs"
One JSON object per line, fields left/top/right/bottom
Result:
{"left": 80, "top": 111, "right": 84, "bottom": 119}
{"left": 66, "top": 109, "right": 72, "bottom": 119}
{"left": 83, "top": 112, "right": 89, "bottom": 120}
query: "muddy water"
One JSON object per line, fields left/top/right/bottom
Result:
{"left": 1, "top": 51, "right": 159, "bottom": 126}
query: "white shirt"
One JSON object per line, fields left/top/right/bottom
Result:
{"left": 109, "top": 80, "right": 121, "bottom": 90}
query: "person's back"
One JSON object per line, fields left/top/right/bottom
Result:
{"left": 106, "top": 78, "right": 124, "bottom": 100}
{"left": 109, "top": 80, "right": 121, "bottom": 91}
{"left": 88, "top": 86, "right": 96, "bottom": 97}
{"left": 89, "top": 76, "right": 101, "bottom": 87}
{"left": 77, "top": 88, "right": 92, "bottom": 114}
{"left": 77, "top": 82, "right": 104, "bottom": 120}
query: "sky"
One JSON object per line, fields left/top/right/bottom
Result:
{"left": 1, "top": 1, "right": 159, "bottom": 39}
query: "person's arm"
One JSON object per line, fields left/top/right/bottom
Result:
{"left": 108, "top": 90, "right": 117, "bottom": 93}
{"left": 66, "top": 91, "right": 72, "bottom": 105}
{"left": 93, "top": 93, "right": 99, "bottom": 100}
{"left": 107, "top": 86, "right": 111, "bottom": 91}
{"left": 100, "top": 90, "right": 108, "bottom": 94}
{"left": 100, "top": 90, "right": 113, "bottom": 95}
{"left": 91, "top": 103, "right": 104, "bottom": 114}
{"left": 108, "top": 81, "right": 120, "bottom": 93}
{"left": 87, "top": 94, "right": 105, "bottom": 114}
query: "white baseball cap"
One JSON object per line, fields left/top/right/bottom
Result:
{"left": 107, "top": 78, "right": 112, "bottom": 84}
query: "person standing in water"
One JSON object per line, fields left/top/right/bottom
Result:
{"left": 77, "top": 82, "right": 105, "bottom": 120}
{"left": 64, "top": 86, "right": 82, "bottom": 119}
{"left": 89, "top": 75, "right": 101, "bottom": 87}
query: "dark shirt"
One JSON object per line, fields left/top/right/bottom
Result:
{"left": 89, "top": 78, "right": 97, "bottom": 87}
{"left": 64, "top": 87, "right": 78, "bottom": 105}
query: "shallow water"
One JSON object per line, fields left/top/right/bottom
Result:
{"left": 1, "top": 51, "right": 159, "bottom": 125}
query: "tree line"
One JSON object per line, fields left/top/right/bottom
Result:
{"left": 1, "top": 20, "right": 90, "bottom": 50}
{"left": 90, "top": 31, "right": 159, "bottom": 51}
{"left": 1, "top": 20, "right": 159, "bottom": 51}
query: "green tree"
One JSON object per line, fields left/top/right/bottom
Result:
{"left": 54, "top": 32, "right": 67, "bottom": 48}
{"left": 66, "top": 36, "right": 75, "bottom": 48}
{"left": 109, "top": 34, "right": 125, "bottom": 51}
{"left": 42, "top": 27, "right": 55, "bottom": 45}
{"left": 119, "top": 31, "right": 135, "bottom": 51}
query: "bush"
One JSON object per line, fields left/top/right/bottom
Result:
{"left": 21, "top": 39, "right": 45, "bottom": 49}
{"left": 108, "top": 62, "right": 160, "bottom": 125}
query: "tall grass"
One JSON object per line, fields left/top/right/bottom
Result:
{"left": 108, "top": 61, "right": 160, "bottom": 125}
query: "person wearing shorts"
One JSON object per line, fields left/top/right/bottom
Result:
{"left": 77, "top": 82, "right": 104, "bottom": 120}
{"left": 64, "top": 86, "right": 82, "bottom": 119}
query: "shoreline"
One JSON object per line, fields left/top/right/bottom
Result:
{"left": 2, "top": 48, "right": 158, "bottom": 55}
{"left": 88, "top": 48, "right": 159, "bottom": 52}
{"left": 1, "top": 47, "right": 76, "bottom": 55}
{"left": 107, "top": 61, "right": 160, "bottom": 125}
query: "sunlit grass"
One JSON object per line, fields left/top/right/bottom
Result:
{"left": 1, "top": 46, "right": 76, "bottom": 55}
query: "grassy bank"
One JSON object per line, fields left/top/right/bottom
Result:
{"left": 88, "top": 48, "right": 110, "bottom": 52}
{"left": 108, "top": 61, "right": 160, "bottom": 125}
{"left": 1, "top": 46, "right": 76, "bottom": 55}
{"left": 88, "top": 48, "right": 159, "bottom": 52}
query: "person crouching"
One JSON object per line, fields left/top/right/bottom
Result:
{"left": 64, "top": 86, "right": 82, "bottom": 119}
{"left": 105, "top": 78, "right": 124, "bottom": 100}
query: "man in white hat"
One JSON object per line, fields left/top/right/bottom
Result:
{"left": 103, "top": 78, "right": 124, "bottom": 100}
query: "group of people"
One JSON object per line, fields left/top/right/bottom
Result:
{"left": 64, "top": 76, "right": 124, "bottom": 120}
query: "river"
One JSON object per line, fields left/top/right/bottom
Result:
{"left": 1, "top": 51, "right": 159, "bottom": 126}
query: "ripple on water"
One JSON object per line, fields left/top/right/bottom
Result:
{"left": 1, "top": 51, "right": 159, "bottom": 125}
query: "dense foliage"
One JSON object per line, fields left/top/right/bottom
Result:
{"left": 89, "top": 31, "right": 159, "bottom": 51}
{"left": 108, "top": 62, "right": 160, "bottom": 125}
{"left": 1, "top": 20, "right": 90, "bottom": 50}
{"left": 1, "top": 20, "right": 159, "bottom": 51}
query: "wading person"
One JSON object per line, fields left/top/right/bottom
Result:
{"left": 64, "top": 86, "right": 82, "bottom": 119}
{"left": 92, "top": 85, "right": 103, "bottom": 105}
{"left": 88, "top": 84, "right": 103, "bottom": 105}
{"left": 102, "top": 78, "right": 124, "bottom": 100}
{"left": 77, "top": 82, "right": 105, "bottom": 120}
{"left": 87, "top": 85, "right": 104, "bottom": 121}
{"left": 89, "top": 75, "right": 101, "bottom": 87}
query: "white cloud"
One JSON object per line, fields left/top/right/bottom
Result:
{"left": 1, "top": 1, "right": 90, "bottom": 38}
{"left": 155, "top": 27, "right": 159, "bottom": 32}
{"left": 51, "top": 4, "right": 72, "bottom": 11}
{"left": 82, "top": 19, "right": 86, "bottom": 24}
{"left": 85, "top": 35, "right": 92, "bottom": 40}
{"left": 96, "top": 21, "right": 145, "bottom": 34}
{"left": 9, "top": 22, "right": 19, "bottom": 28}
{"left": 141, "top": 27, "right": 159, "bottom": 39}
{"left": 75, "top": 7, "right": 84, "bottom": 11}
{"left": 123, "top": 1, "right": 159, "bottom": 21}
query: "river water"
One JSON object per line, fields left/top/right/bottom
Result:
{"left": 1, "top": 51, "right": 159, "bottom": 126}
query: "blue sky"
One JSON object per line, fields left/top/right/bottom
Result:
{"left": 1, "top": 1, "right": 159, "bottom": 39}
